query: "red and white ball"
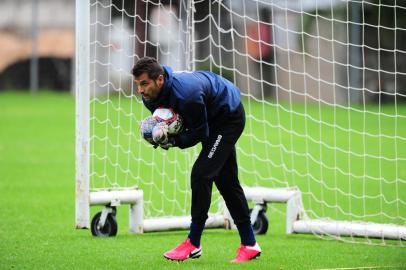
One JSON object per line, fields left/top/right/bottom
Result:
{"left": 152, "top": 108, "right": 184, "bottom": 135}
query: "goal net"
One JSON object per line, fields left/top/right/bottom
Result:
{"left": 76, "top": 0, "right": 406, "bottom": 246}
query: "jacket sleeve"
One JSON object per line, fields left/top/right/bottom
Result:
{"left": 174, "top": 98, "right": 209, "bottom": 149}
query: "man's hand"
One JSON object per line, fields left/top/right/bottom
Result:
{"left": 140, "top": 116, "right": 158, "bottom": 146}
{"left": 159, "top": 137, "right": 176, "bottom": 150}
{"left": 152, "top": 123, "right": 176, "bottom": 150}
{"left": 152, "top": 122, "right": 169, "bottom": 144}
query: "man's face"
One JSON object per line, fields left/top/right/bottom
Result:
{"left": 134, "top": 72, "right": 164, "bottom": 101}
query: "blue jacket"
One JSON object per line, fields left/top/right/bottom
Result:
{"left": 142, "top": 65, "right": 241, "bottom": 149}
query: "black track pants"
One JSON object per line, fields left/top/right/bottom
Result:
{"left": 190, "top": 103, "right": 251, "bottom": 226}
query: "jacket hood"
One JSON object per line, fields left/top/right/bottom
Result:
{"left": 160, "top": 65, "right": 174, "bottom": 97}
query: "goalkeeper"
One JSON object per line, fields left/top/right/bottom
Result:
{"left": 132, "top": 57, "right": 261, "bottom": 263}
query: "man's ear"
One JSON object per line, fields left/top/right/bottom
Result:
{"left": 157, "top": 74, "right": 164, "bottom": 87}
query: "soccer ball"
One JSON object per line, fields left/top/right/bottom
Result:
{"left": 152, "top": 108, "right": 183, "bottom": 135}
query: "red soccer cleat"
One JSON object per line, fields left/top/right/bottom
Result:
{"left": 163, "top": 238, "right": 202, "bottom": 261}
{"left": 231, "top": 242, "right": 261, "bottom": 263}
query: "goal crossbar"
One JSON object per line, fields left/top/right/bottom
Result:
{"left": 293, "top": 220, "right": 406, "bottom": 240}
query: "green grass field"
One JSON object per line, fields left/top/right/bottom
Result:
{"left": 0, "top": 91, "right": 405, "bottom": 269}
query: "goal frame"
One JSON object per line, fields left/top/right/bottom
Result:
{"left": 75, "top": 0, "right": 406, "bottom": 242}
{"left": 75, "top": 0, "right": 90, "bottom": 229}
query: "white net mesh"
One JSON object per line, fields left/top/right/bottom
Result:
{"left": 87, "top": 0, "right": 406, "bottom": 245}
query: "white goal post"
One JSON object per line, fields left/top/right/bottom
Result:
{"left": 75, "top": 0, "right": 406, "bottom": 246}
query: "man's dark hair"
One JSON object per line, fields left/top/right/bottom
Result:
{"left": 131, "top": 56, "right": 164, "bottom": 80}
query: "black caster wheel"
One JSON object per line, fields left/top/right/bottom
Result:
{"left": 91, "top": 208, "right": 118, "bottom": 237}
{"left": 249, "top": 208, "right": 269, "bottom": 235}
